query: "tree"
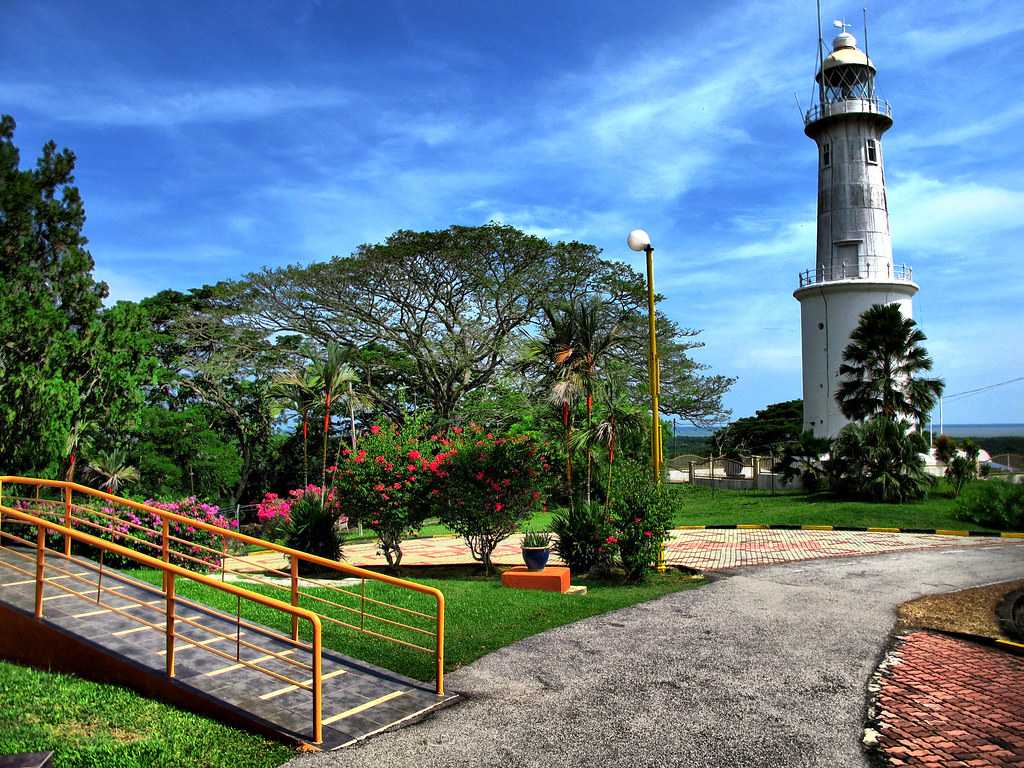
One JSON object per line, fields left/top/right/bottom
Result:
{"left": 271, "top": 368, "right": 319, "bottom": 487}
{"left": 227, "top": 224, "right": 733, "bottom": 429}
{"left": 0, "top": 115, "right": 107, "bottom": 475}
{"left": 937, "top": 437, "right": 980, "bottom": 498}
{"left": 713, "top": 400, "right": 803, "bottom": 456}
{"left": 141, "top": 288, "right": 284, "bottom": 505}
{"left": 836, "top": 304, "right": 944, "bottom": 424}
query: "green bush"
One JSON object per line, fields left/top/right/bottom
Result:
{"left": 827, "top": 417, "right": 932, "bottom": 502}
{"left": 955, "top": 481, "right": 1024, "bottom": 530}
{"left": 551, "top": 503, "right": 612, "bottom": 574}
{"left": 607, "top": 462, "right": 672, "bottom": 582}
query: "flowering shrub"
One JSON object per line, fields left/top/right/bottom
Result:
{"left": 74, "top": 496, "right": 238, "bottom": 571}
{"left": 551, "top": 502, "right": 613, "bottom": 574}
{"left": 256, "top": 484, "right": 347, "bottom": 541}
{"left": 330, "top": 421, "right": 446, "bottom": 569}
{"left": 435, "top": 427, "right": 551, "bottom": 573}
{"left": 606, "top": 462, "right": 672, "bottom": 582}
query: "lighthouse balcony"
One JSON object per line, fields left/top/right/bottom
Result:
{"left": 804, "top": 97, "right": 892, "bottom": 127}
{"left": 797, "top": 262, "right": 913, "bottom": 287}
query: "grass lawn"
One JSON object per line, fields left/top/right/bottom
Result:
{"left": 0, "top": 660, "right": 294, "bottom": 768}
{"left": 133, "top": 568, "right": 703, "bottom": 682}
{"left": 667, "top": 483, "right": 999, "bottom": 531}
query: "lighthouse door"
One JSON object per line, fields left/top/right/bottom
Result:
{"left": 834, "top": 242, "right": 861, "bottom": 279}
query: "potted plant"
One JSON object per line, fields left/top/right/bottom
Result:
{"left": 521, "top": 529, "right": 551, "bottom": 571}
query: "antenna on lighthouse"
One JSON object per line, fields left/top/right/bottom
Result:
{"left": 863, "top": 6, "right": 873, "bottom": 98}
{"left": 815, "top": 0, "right": 826, "bottom": 104}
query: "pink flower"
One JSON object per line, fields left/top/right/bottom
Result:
{"left": 407, "top": 449, "right": 421, "bottom": 460}
{"left": 643, "top": 530, "right": 653, "bottom": 537}
{"left": 452, "top": 426, "right": 463, "bottom": 434}
{"left": 392, "top": 482, "right": 402, "bottom": 490}
{"left": 326, "top": 465, "right": 337, "bottom": 473}
{"left": 606, "top": 536, "right": 618, "bottom": 544}
{"left": 370, "top": 425, "right": 382, "bottom": 435}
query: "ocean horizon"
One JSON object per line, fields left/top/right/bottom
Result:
{"left": 675, "top": 423, "right": 1024, "bottom": 437}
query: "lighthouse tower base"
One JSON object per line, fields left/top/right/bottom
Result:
{"left": 795, "top": 279, "right": 918, "bottom": 439}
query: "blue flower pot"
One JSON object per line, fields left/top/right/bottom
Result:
{"left": 522, "top": 547, "right": 550, "bottom": 571}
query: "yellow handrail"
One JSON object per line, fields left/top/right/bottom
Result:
{"left": 0, "top": 503, "right": 325, "bottom": 744}
{"left": 0, "top": 475, "right": 446, "bottom": 695}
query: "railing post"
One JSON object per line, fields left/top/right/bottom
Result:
{"left": 435, "top": 596, "right": 445, "bottom": 696}
{"left": 165, "top": 572, "right": 176, "bottom": 678}
{"left": 291, "top": 555, "right": 299, "bottom": 642}
{"left": 0, "top": 478, "right": 5, "bottom": 549}
{"left": 35, "top": 526, "right": 46, "bottom": 618}
{"left": 312, "top": 622, "right": 323, "bottom": 744}
{"left": 64, "top": 486, "right": 72, "bottom": 557}
{"left": 161, "top": 518, "right": 169, "bottom": 594}
{"left": 221, "top": 534, "right": 228, "bottom": 581}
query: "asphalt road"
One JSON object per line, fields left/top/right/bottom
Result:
{"left": 289, "top": 542, "right": 1024, "bottom": 768}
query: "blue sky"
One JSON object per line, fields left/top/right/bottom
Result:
{"left": 4, "top": 0, "right": 1022, "bottom": 424}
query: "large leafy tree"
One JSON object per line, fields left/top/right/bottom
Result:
{"left": 836, "top": 303, "right": 944, "bottom": 424}
{"left": 712, "top": 399, "right": 803, "bottom": 456}
{"left": 227, "top": 223, "right": 733, "bottom": 427}
{"left": 827, "top": 416, "right": 931, "bottom": 503}
{"left": 0, "top": 115, "right": 153, "bottom": 476}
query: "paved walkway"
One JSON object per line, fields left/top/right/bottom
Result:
{"left": 236, "top": 529, "right": 1005, "bottom": 573}
{"left": 869, "top": 631, "right": 1024, "bottom": 766}
{"left": 288, "top": 541, "right": 1024, "bottom": 768}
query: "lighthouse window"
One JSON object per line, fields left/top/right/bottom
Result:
{"left": 822, "top": 143, "right": 831, "bottom": 167}
{"left": 866, "top": 139, "right": 878, "bottom": 164}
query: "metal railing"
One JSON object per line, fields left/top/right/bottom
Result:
{"left": 804, "top": 97, "right": 892, "bottom": 126}
{"left": 0, "top": 476, "right": 446, "bottom": 697}
{"left": 0, "top": 502, "right": 326, "bottom": 743}
{"left": 797, "top": 262, "right": 913, "bottom": 287}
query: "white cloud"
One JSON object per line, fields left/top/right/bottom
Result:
{"left": 4, "top": 82, "right": 349, "bottom": 125}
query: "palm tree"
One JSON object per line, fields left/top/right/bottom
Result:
{"left": 524, "top": 300, "right": 623, "bottom": 506}
{"left": 316, "top": 343, "right": 358, "bottom": 496}
{"left": 271, "top": 369, "right": 319, "bottom": 487}
{"left": 572, "top": 389, "right": 643, "bottom": 508}
{"left": 86, "top": 449, "right": 140, "bottom": 495}
{"left": 828, "top": 416, "right": 930, "bottom": 502}
{"left": 64, "top": 420, "right": 93, "bottom": 483}
{"left": 836, "top": 303, "right": 944, "bottom": 424}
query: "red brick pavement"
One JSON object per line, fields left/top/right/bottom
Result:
{"left": 871, "top": 631, "right": 1024, "bottom": 767}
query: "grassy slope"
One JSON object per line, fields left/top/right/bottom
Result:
{"left": 667, "top": 483, "right": 995, "bottom": 530}
{"left": 133, "top": 569, "right": 702, "bottom": 682}
{"left": 0, "top": 660, "right": 294, "bottom": 768}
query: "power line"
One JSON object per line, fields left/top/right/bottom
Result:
{"left": 943, "top": 375, "right": 1024, "bottom": 403}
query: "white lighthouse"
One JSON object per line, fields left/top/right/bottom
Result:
{"left": 794, "top": 23, "right": 918, "bottom": 439}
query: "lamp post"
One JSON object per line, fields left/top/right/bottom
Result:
{"left": 628, "top": 229, "right": 662, "bottom": 483}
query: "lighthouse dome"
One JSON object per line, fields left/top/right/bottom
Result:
{"left": 819, "top": 32, "right": 875, "bottom": 74}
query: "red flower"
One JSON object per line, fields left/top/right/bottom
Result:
{"left": 327, "top": 465, "right": 337, "bottom": 473}
{"left": 375, "top": 455, "right": 387, "bottom": 465}
{"left": 374, "top": 483, "right": 386, "bottom": 492}
{"left": 371, "top": 518, "right": 380, "bottom": 525}
{"left": 475, "top": 470, "right": 485, "bottom": 481}
{"left": 486, "top": 433, "right": 494, "bottom": 439}
{"left": 370, "top": 425, "right": 382, "bottom": 435}
{"left": 452, "top": 426, "right": 463, "bottom": 434}
{"left": 392, "top": 482, "right": 402, "bottom": 490}
{"left": 634, "top": 517, "right": 643, "bottom": 524}
{"left": 606, "top": 535, "right": 619, "bottom": 544}
{"left": 407, "top": 464, "right": 417, "bottom": 472}
{"left": 407, "top": 449, "right": 422, "bottom": 460}
{"left": 495, "top": 502, "right": 504, "bottom": 512}
{"left": 531, "top": 490, "right": 540, "bottom": 500}
{"left": 644, "top": 530, "right": 653, "bottom": 537}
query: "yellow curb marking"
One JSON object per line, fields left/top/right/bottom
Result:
{"left": 322, "top": 690, "right": 406, "bottom": 725}
{"left": 205, "top": 649, "right": 295, "bottom": 677}
{"left": 1001, "top": 532, "right": 1024, "bottom": 539}
{"left": 801, "top": 525, "right": 834, "bottom": 531}
{"left": 867, "top": 527, "right": 901, "bottom": 533}
{"left": 935, "top": 529, "right": 969, "bottom": 537}
{"left": 259, "top": 669, "right": 348, "bottom": 700}
{"left": 737, "top": 524, "right": 766, "bottom": 529}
